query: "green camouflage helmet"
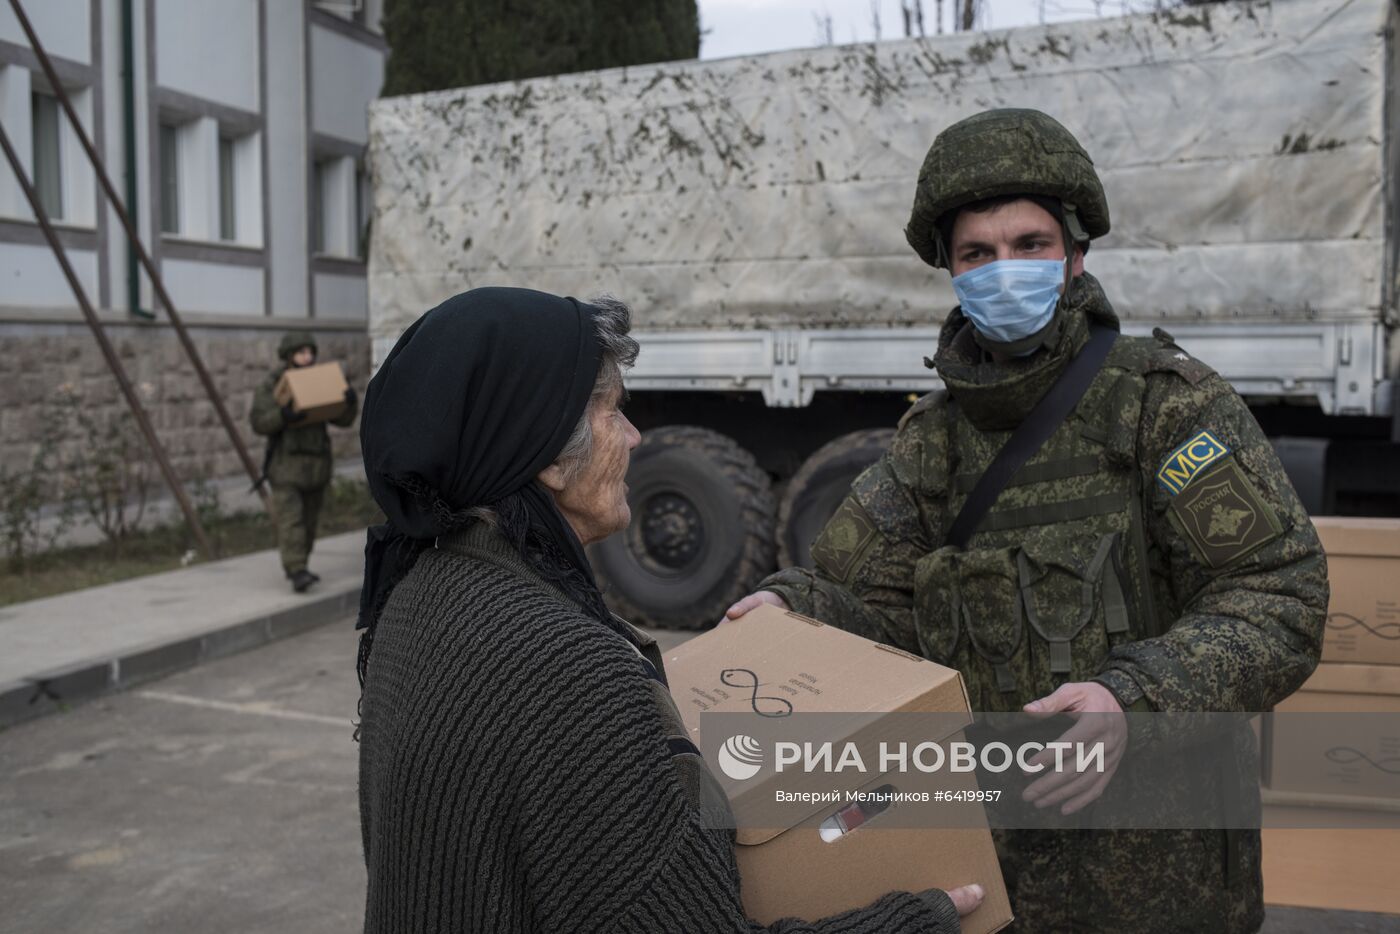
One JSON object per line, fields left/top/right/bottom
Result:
{"left": 905, "top": 109, "right": 1110, "bottom": 269}
{"left": 278, "top": 330, "right": 318, "bottom": 360}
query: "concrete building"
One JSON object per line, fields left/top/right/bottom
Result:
{"left": 0, "top": 0, "right": 384, "bottom": 499}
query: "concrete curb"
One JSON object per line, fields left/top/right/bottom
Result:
{"left": 0, "top": 584, "right": 359, "bottom": 731}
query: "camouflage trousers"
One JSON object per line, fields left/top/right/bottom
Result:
{"left": 271, "top": 484, "right": 325, "bottom": 575}
{"left": 995, "top": 828, "right": 1263, "bottom": 933}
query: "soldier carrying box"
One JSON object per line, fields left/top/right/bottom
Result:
{"left": 250, "top": 331, "right": 359, "bottom": 592}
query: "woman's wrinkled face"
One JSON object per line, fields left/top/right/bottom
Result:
{"left": 544, "top": 385, "right": 641, "bottom": 546}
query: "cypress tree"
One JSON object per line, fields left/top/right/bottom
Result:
{"left": 381, "top": 0, "right": 702, "bottom": 96}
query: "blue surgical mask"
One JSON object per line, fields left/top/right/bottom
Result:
{"left": 951, "top": 259, "right": 1065, "bottom": 346}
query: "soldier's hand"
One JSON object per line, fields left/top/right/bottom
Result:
{"left": 344, "top": 386, "right": 357, "bottom": 405}
{"left": 281, "top": 403, "right": 307, "bottom": 424}
{"left": 947, "top": 884, "right": 985, "bottom": 917}
{"left": 1020, "top": 681, "right": 1127, "bottom": 815}
{"left": 724, "top": 590, "right": 788, "bottom": 621}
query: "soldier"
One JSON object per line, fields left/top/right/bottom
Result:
{"left": 728, "top": 110, "right": 1327, "bottom": 932}
{"left": 250, "top": 331, "right": 359, "bottom": 592}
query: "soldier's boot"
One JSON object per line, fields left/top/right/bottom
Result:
{"left": 290, "top": 569, "right": 317, "bottom": 593}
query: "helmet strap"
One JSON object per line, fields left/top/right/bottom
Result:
{"left": 1062, "top": 202, "right": 1089, "bottom": 245}
{"left": 1058, "top": 202, "right": 1090, "bottom": 308}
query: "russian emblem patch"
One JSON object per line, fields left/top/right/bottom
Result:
{"left": 811, "top": 499, "right": 878, "bottom": 583}
{"left": 1168, "top": 458, "right": 1282, "bottom": 568}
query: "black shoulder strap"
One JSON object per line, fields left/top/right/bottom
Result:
{"left": 943, "top": 324, "right": 1118, "bottom": 549}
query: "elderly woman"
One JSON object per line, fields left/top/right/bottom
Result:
{"left": 355, "top": 287, "right": 980, "bottom": 933}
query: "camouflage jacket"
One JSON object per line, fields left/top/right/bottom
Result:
{"left": 249, "top": 365, "right": 359, "bottom": 491}
{"left": 763, "top": 274, "right": 1327, "bottom": 715}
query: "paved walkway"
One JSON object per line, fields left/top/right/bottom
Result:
{"left": 0, "top": 530, "right": 365, "bottom": 729}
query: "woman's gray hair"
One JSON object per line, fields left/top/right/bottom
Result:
{"left": 554, "top": 295, "right": 639, "bottom": 481}
{"left": 465, "top": 296, "right": 637, "bottom": 527}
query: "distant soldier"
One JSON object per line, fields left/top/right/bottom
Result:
{"left": 251, "top": 332, "right": 358, "bottom": 592}
{"left": 729, "top": 110, "right": 1328, "bottom": 932}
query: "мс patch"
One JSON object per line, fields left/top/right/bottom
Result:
{"left": 1157, "top": 430, "right": 1230, "bottom": 495}
{"left": 811, "top": 498, "right": 879, "bottom": 583}
{"left": 1168, "top": 458, "right": 1282, "bottom": 569}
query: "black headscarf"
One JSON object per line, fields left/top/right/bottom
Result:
{"left": 356, "top": 287, "right": 614, "bottom": 681}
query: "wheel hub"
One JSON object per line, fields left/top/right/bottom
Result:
{"left": 639, "top": 492, "right": 704, "bottom": 569}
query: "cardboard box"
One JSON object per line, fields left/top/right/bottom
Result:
{"left": 663, "top": 606, "right": 1012, "bottom": 934}
{"left": 1268, "top": 662, "right": 1400, "bottom": 801}
{"left": 1262, "top": 804, "right": 1400, "bottom": 914}
{"left": 1313, "top": 517, "right": 1400, "bottom": 665}
{"left": 274, "top": 362, "right": 349, "bottom": 425}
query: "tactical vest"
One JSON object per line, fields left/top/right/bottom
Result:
{"left": 906, "top": 337, "right": 1169, "bottom": 712}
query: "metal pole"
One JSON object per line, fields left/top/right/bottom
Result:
{"left": 7, "top": 0, "right": 271, "bottom": 510}
{"left": 0, "top": 121, "right": 215, "bottom": 558}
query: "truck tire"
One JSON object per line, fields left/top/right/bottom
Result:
{"left": 777, "top": 428, "right": 896, "bottom": 569}
{"left": 591, "top": 426, "right": 776, "bottom": 630}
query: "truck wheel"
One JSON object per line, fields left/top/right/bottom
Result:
{"left": 591, "top": 426, "right": 776, "bottom": 630}
{"left": 778, "top": 428, "right": 896, "bottom": 569}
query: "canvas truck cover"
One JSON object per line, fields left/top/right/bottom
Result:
{"left": 368, "top": 0, "right": 1393, "bottom": 390}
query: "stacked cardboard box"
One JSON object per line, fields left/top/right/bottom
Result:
{"left": 1260, "top": 805, "right": 1400, "bottom": 915}
{"left": 1269, "top": 663, "right": 1400, "bottom": 800}
{"left": 1315, "top": 517, "right": 1400, "bottom": 666}
{"left": 1262, "top": 517, "right": 1400, "bottom": 914}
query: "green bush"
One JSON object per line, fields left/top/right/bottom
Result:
{"left": 0, "top": 435, "right": 68, "bottom": 572}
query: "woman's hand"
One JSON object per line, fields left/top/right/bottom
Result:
{"left": 948, "top": 884, "right": 985, "bottom": 917}
{"left": 724, "top": 590, "right": 788, "bottom": 621}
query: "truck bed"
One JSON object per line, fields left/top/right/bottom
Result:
{"left": 368, "top": 0, "right": 1394, "bottom": 415}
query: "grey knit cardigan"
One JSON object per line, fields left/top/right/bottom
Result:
{"left": 357, "top": 523, "right": 960, "bottom": 933}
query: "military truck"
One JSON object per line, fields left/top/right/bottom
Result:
{"left": 367, "top": 0, "right": 1398, "bottom": 628}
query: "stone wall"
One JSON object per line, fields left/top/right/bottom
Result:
{"left": 0, "top": 313, "right": 370, "bottom": 504}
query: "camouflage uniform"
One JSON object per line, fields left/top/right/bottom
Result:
{"left": 250, "top": 331, "right": 359, "bottom": 577}
{"left": 761, "top": 112, "right": 1327, "bottom": 933}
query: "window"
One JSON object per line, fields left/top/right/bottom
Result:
{"left": 30, "top": 91, "right": 62, "bottom": 220}
{"left": 312, "top": 154, "right": 360, "bottom": 258}
{"left": 158, "top": 119, "right": 260, "bottom": 245}
{"left": 355, "top": 163, "right": 369, "bottom": 258}
{"left": 159, "top": 123, "right": 180, "bottom": 234}
{"left": 218, "top": 136, "right": 236, "bottom": 241}
{"left": 312, "top": 158, "right": 327, "bottom": 254}
{"left": 1, "top": 69, "right": 93, "bottom": 224}
{"left": 313, "top": 0, "right": 364, "bottom": 21}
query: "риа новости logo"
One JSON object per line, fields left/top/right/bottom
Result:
{"left": 718, "top": 734, "right": 764, "bottom": 780}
